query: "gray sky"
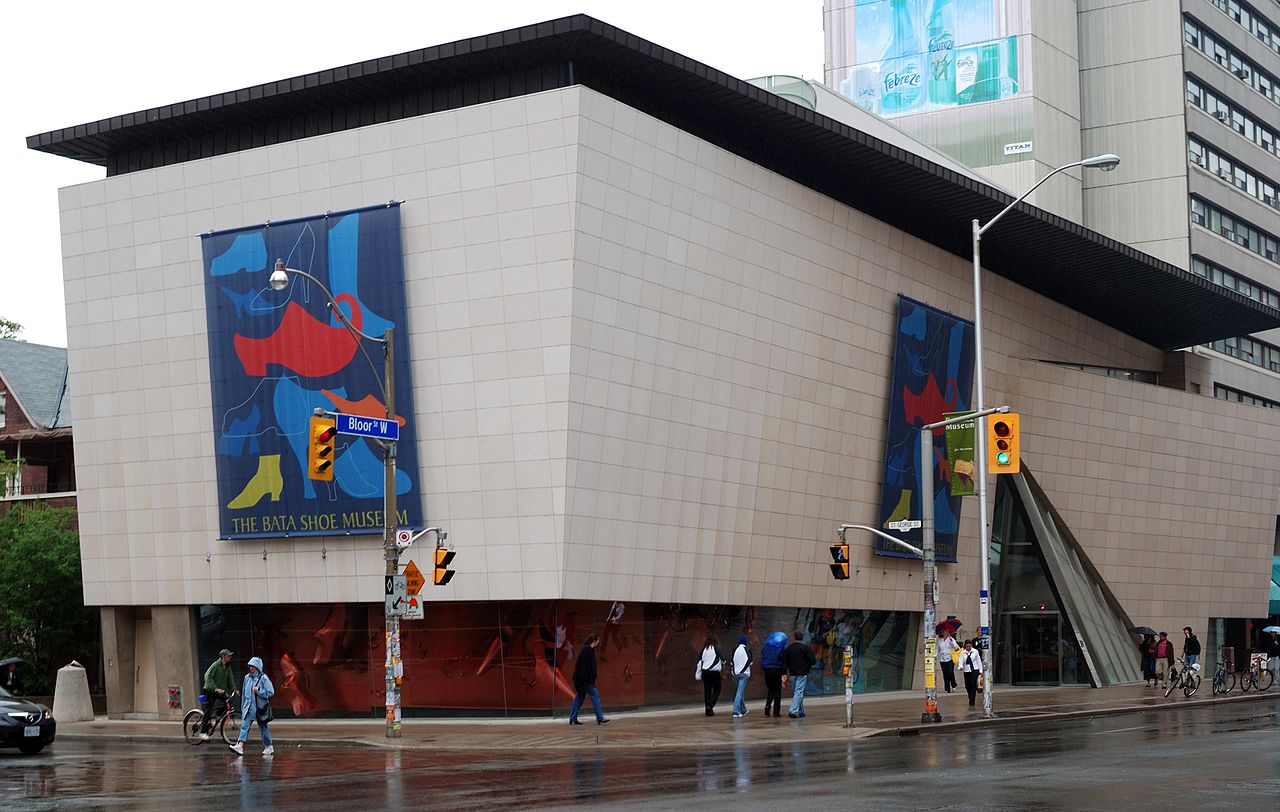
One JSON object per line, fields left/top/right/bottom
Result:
{"left": 3, "top": 1, "right": 824, "bottom": 348}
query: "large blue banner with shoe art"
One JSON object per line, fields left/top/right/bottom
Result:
{"left": 876, "top": 295, "right": 975, "bottom": 562}
{"left": 199, "top": 204, "right": 422, "bottom": 539}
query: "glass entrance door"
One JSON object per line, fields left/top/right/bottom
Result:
{"left": 1011, "top": 613, "right": 1060, "bottom": 685}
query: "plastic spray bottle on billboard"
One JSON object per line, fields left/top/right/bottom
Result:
{"left": 849, "top": 64, "right": 882, "bottom": 116}
{"left": 956, "top": 37, "right": 1018, "bottom": 105}
{"left": 926, "top": 0, "right": 956, "bottom": 107}
{"left": 880, "top": 0, "right": 925, "bottom": 115}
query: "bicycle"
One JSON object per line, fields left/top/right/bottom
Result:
{"left": 1210, "top": 659, "right": 1235, "bottom": 695}
{"left": 1164, "top": 660, "right": 1201, "bottom": 698}
{"left": 183, "top": 691, "right": 239, "bottom": 745}
{"left": 1238, "top": 657, "right": 1274, "bottom": 692}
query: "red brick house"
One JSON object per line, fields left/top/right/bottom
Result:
{"left": 0, "top": 338, "right": 75, "bottom": 512}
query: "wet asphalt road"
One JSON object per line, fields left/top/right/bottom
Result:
{"left": 2, "top": 703, "right": 1277, "bottom": 811}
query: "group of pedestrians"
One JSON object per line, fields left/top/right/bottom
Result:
{"left": 199, "top": 648, "right": 277, "bottom": 756}
{"left": 694, "top": 630, "right": 820, "bottom": 718}
{"left": 936, "top": 629, "right": 984, "bottom": 707}
{"left": 1138, "top": 627, "right": 1200, "bottom": 689}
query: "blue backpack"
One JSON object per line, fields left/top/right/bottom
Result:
{"left": 761, "top": 631, "right": 789, "bottom": 670}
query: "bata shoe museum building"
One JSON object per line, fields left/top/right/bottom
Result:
{"left": 29, "top": 16, "right": 1280, "bottom": 719}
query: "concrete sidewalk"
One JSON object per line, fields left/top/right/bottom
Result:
{"left": 55, "top": 684, "right": 1280, "bottom": 751}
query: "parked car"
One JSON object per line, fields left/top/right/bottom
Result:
{"left": 0, "top": 685, "right": 55, "bottom": 754}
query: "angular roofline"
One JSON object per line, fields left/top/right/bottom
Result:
{"left": 26, "top": 14, "right": 1280, "bottom": 351}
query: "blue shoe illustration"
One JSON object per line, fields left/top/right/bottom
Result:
{"left": 328, "top": 214, "right": 394, "bottom": 336}
{"left": 210, "top": 232, "right": 268, "bottom": 278}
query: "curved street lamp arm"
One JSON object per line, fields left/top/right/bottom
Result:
{"left": 275, "top": 264, "right": 389, "bottom": 399}
{"left": 976, "top": 158, "right": 1086, "bottom": 238}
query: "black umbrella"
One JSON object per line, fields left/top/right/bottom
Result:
{"left": 1129, "top": 626, "right": 1156, "bottom": 636}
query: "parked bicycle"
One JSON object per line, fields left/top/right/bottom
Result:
{"left": 1238, "top": 656, "right": 1274, "bottom": 692}
{"left": 1210, "top": 659, "right": 1235, "bottom": 695}
{"left": 183, "top": 691, "right": 240, "bottom": 745}
{"left": 1164, "top": 659, "right": 1201, "bottom": 698}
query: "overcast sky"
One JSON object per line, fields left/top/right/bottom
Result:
{"left": 2, "top": 1, "right": 824, "bottom": 348}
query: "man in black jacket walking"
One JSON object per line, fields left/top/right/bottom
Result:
{"left": 1182, "top": 627, "right": 1202, "bottom": 671}
{"left": 569, "top": 632, "right": 609, "bottom": 725}
{"left": 783, "top": 630, "right": 817, "bottom": 718}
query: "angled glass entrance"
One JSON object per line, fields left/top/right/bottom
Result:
{"left": 990, "top": 469, "right": 1141, "bottom": 687}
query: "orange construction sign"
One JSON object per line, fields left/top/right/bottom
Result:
{"left": 403, "top": 560, "right": 425, "bottom": 595}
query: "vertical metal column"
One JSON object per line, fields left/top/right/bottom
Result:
{"left": 383, "top": 327, "right": 401, "bottom": 738}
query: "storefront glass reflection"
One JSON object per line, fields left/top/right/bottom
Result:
{"left": 197, "top": 601, "right": 912, "bottom": 716}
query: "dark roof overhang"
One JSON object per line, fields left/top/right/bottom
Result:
{"left": 27, "top": 14, "right": 1280, "bottom": 351}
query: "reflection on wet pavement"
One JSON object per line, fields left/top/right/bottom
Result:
{"left": 2, "top": 703, "right": 1277, "bottom": 810}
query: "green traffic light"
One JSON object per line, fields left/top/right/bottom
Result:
{"left": 996, "top": 451, "right": 1010, "bottom": 465}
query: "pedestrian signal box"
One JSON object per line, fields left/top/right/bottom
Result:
{"left": 308, "top": 415, "right": 337, "bottom": 481}
{"left": 433, "top": 546, "right": 456, "bottom": 586}
{"left": 829, "top": 543, "right": 850, "bottom": 580}
{"left": 987, "top": 413, "right": 1020, "bottom": 474}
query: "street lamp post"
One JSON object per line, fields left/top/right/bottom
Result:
{"left": 269, "top": 260, "right": 404, "bottom": 738}
{"left": 971, "top": 153, "right": 1119, "bottom": 718}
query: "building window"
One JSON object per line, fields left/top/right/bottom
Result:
{"left": 1214, "top": 382, "right": 1280, "bottom": 409}
{"left": 1038, "top": 360, "right": 1160, "bottom": 385}
{"left": 1189, "top": 136, "right": 1280, "bottom": 212}
{"left": 1190, "top": 197, "right": 1280, "bottom": 265}
{"left": 1184, "top": 15, "right": 1280, "bottom": 107}
{"left": 1208, "top": 335, "right": 1280, "bottom": 372}
{"left": 1191, "top": 256, "right": 1280, "bottom": 308}
{"left": 1206, "top": 0, "right": 1280, "bottom": 59}
{"left": 0, "top": 391, "right": 5, "bottom": 429}
{"left": 1186, "top": 77, "right": 1280, "bottom": 161}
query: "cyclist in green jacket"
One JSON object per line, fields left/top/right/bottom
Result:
{"left": 200, "top": 649, "right": 236, "bottom": 740}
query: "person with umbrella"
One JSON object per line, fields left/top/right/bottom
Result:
{"left": 936, "top": 623, "right": 961, "bottom": 694}
{"left": 1264, "top": 626, "right": 1280, "bottom": 683}
{"left": 0, "top": 658, "right": 21, "bottom": 694}
{"left": 1131, "top": 627, "right": 1157, "bottom": 686}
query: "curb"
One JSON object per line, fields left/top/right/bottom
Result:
{"left": 53, "top": 691, "right": 1280, "bottom": 752}
{"left": 875, "top": 689, "right": 1280, "bottom": 738}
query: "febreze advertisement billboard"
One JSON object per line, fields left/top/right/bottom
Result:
{"left": 199, "top": 204, "right": 422, "bottom": 539}
{"left": 834, "top": 0, "right": 1022, "bottom": 118}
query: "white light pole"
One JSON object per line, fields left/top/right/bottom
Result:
{"left": 269, "top": 260, "right": 404, "bottom": 738}
{"left": 971, "top": 153, "right": 1119, "bottom": 718}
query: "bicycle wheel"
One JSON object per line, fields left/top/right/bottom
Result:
{"left": 1184, "top": 673, "right": 1201, "bottom": 697}
{"left": 182, "top": 709, "right": 205, "bottom": 745}
{"left": 1219, "top": 671, "right": 1236, "bottom": 694}
{"left": 218, "top": 711, "right": 236, "bottom": 745}
{"left": 1164, "top": 675, "right": 1179, "bottom": 698}
{"left": 1240, "top": 672, "right": 1254, "bottom": 692}
{"left": 1257, "top": 668, "right": 1274, "bottom": 691}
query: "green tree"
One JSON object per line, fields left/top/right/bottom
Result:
{"left": 0, "top": 451, "right": 19, "bottom": 497}
{"left": 0, "top": 504, "right": 97, "bottom": 695}
{"left": 0, "top": 318, "right": 21, "bottom": 340}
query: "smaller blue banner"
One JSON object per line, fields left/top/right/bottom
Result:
{"left": 337, "top": 412, "right": 400, "bottom": 441}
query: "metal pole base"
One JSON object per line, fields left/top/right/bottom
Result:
{"left": 920, "top": 712, "right": 942, "bottom": 724}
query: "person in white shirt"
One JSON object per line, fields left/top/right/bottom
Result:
{"left": 731, "top": 635, "right": 752, "bottom": 718}
{"left": 959, "top": 639, "right": 983, "bottom": 707}
{"left": 699, "top": 635, "right": 725, "bottom": 716}
{"left": 937, "top": 629, "right": 960, "bottom": 693}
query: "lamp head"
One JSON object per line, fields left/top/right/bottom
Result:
{"left": 269, "top": 268, "right": 289, "bottom": 291}
{"left": 1081, "top": 153, "right": 1120, "bottom": 172}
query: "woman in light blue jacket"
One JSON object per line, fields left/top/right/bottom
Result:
{"left": 229, "top": 656, "right": 275, "bottom": 756}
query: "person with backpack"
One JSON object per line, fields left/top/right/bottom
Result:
{"left": 760, "top": 630, "right": 789, "bottom": 717}
{"left": 698, "top": 634, "right": 725, "bottom": 717}
{"left": 730, "top": 635, "right": 752, "bottom": 718}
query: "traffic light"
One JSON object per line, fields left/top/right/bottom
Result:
{"left": 308, "top": 415, "right": 337, "bottom": 481}
{"left": 829, "top": 542, "right": 850, "bottom": 580}
{"left": 987, "top": 413, "right": 1020, "bottom": 474}
{"left": 433, "top": 545, "right": 456, "bottom": 586}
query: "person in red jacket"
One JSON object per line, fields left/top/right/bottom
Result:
{"left": 1154, "top": 631, "right": 1176, "bottom": 689}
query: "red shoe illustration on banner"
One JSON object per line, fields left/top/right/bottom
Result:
{"left": 279, "top": 652, "right": 319, "bottom": 717}
{"left": 234, "top": 295, "right": 362, "bottom": 378}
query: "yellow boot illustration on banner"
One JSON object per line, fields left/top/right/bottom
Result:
{"left": 229, "top": 454, "right": 284, "bottom": 509}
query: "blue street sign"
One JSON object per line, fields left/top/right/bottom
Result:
{"left": 335, "top": 412, "right": 400, "bottom": 441}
